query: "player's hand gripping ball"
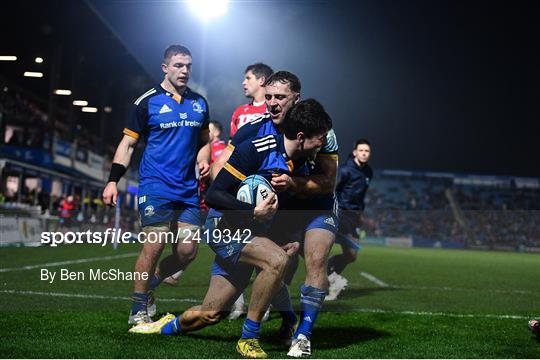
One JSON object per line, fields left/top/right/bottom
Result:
{"left": 237, "top": 175, "right": 275, "bottom": 206}
{"left": 237, "top": 175, "right": 277, "bottom": 223}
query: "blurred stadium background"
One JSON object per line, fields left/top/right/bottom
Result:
{"left": 0, "top": 0, "right": 539, "bottom": 358}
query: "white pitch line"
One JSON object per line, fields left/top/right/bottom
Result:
{"left": 0, "top": 252, "right": 140, "bottom": 273}
{"left": 356, "top": 275, "right": 532, "bottom": 295}
{"left": 394, "top": 284, "right": 534, "bottom": 295}
{"left": 0, "top": 289, "right": 531, "bottom": 320}
{"left": 0, "top": 289, "right": 199, "bottom": 303}
{"left": 354, "top": 308, "right": 531, "bottom": 320}
{"left": 360, "top": 271, "right": 389, "bottom": 287}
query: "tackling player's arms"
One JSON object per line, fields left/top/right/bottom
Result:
{"left": 271, "top": 155, "right": 337, "bottom": 195}
{"left": 272, "top": 121, "right": 338, "bottom": 196}
{"left": 291, "top": 155, "right": 338, "bottom": 195}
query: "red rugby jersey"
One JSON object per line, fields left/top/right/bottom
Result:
{"left": 229, "top": 101, "right": 267, "bottom": 138}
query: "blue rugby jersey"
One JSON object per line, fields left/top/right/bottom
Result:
{"left": 229, "top": 114, "right": 275, "bottom": 148}
{"left": 123, "top": 85, "right": 209, "bottom": 204}
{"left": 229, "top": 115, "right": 339, "bottom": 210}
{"left": 230, "top": 115, "right": 338, "bottom": 163}
{"left": 227, "top": 134, "right": 309, "bottom": 183}
{"left": 206, "top": 134, "right": 309, "bottom": 220}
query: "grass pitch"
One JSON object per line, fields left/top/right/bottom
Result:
{"left": 0, "top": 243, "right": 539, "bottom": 358}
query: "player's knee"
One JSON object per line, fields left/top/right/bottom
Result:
{"left": 177, "top": 243, "right": 198, "bottom": 264}
{"left": 142, "top": 225, "right": 169, "bottom": 251}
{"left": 265, "top": 250, "right": 288, "bottom": 275}
{"left": 174, "top": 232, "right": 199, "bottom": 264}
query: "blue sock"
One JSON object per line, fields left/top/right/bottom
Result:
{"left": 241, "top": 318, "right": 261, "bottom": 339}
{"left": 294, "top": 284, "right": 327, "bottom": 340}
{"left": 148, "top": 274, "right": 162, "bottom": 292}
{"left": 131, "top": 292, "right": 148, "bottom": 315}
{"left": 160, "top": 317, "right": 182, "bottom": 335}
{"left": 271, "top": 284, "right": 297, "bottom": 326}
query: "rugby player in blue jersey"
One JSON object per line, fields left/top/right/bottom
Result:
{"left": 129, "top": 99, "right": 332, "bottom": 359}
{"left": 102, "top": 45, "right": 211, "bottom": 325}
{"left": 211, "top": 71, "right": 340, "bottom": 357}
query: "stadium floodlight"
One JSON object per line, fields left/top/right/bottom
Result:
{"left": 35, "top": 57, "right": 44, "bottom": 63}
{"left": 104, "top": 106, "right": 112, "bottom": 113}
{"left": 24, "top": 71, "right": 43, "bottom": 78}
{"left": 81, "top": 106, "right": 98, "bottom": 113}
{"left": 54, "top": 89, "right": 72, "bottom": 95}
{"left": 0, "top": 56, "right": 17, "bottom": 61}
{"left": 73, "top": 100, "right": 88, "bottom": 106}
{"left": 188, "top": 0, "right": 228, "bottom": 21}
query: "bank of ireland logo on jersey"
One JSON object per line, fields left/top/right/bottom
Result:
{"left": 179, "top": 112, "right": 188, "bottom": 120}
{"left": 144, "top": 205, "right": 155, "bottom": 217}
{"left": 192, "top": 100, "right": 203, "bottom": 114}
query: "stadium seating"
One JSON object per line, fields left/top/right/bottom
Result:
{"left": 363, "top": 171, "right": 540, "bottom": 250}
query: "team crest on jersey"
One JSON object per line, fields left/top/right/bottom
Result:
{"left": 144, "top": 205, "right": 155, "bottom": 217}
{"left": 191, "top": 100, "right": 203, "bottom": 114}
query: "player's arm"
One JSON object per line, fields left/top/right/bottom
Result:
{"left": 205, "top": 166, "right": 255, "bottom": 211}
{"left": 290, "top": 155, "right": 338, "bottom": 195}
{"left": 270, "top": 154, "right": 338, "bottom": 195}
{"left": 272, "top": 129, "right": 339, "bottom": 195}
{"left": 206, "top": 140, "right": 276, "bottom": 220}
{"left": 197, "top": 125, "right": 211, "bottom": 180}
{"left": 196, "top": 101, "right": 212, "bottom": 179}
{"left": 102, "top": 134, "right": 138, "bottom": 206}
{"left": 207, "top": 139, "right": 258, "bottom": 210}
{"left": 360, "top": 167, "right": 373, "bottom": 211}
{"left": 206, "top": 169, "right": 276, "bottom": 221}
{"left": 103, "top": 99, "right": 147, "bottom": 206}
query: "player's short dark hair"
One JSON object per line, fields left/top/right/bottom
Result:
{"left": 354, "top": 139, "right": 371, "bottom": 148}
{"left": 163, "top": 45, "right": 192, "bottom": 63}
{"left": 245, "top": 63, "right": 273, "bottom": 80}
{"left": 282, "top": 99, "right": 332, "bottom": 140}
{"left": 209, "top": 120, "right": 223, "bottom": 133}
{"left": 264, "top": 71, "right": 301, "bottom": 93}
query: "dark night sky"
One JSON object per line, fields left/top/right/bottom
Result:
{"left": 90, "top": 0, "right": 539, "bottom": 177}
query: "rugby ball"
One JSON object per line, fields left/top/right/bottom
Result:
{"left": 237, "top": 175, "right": 275, "bottom": 206}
